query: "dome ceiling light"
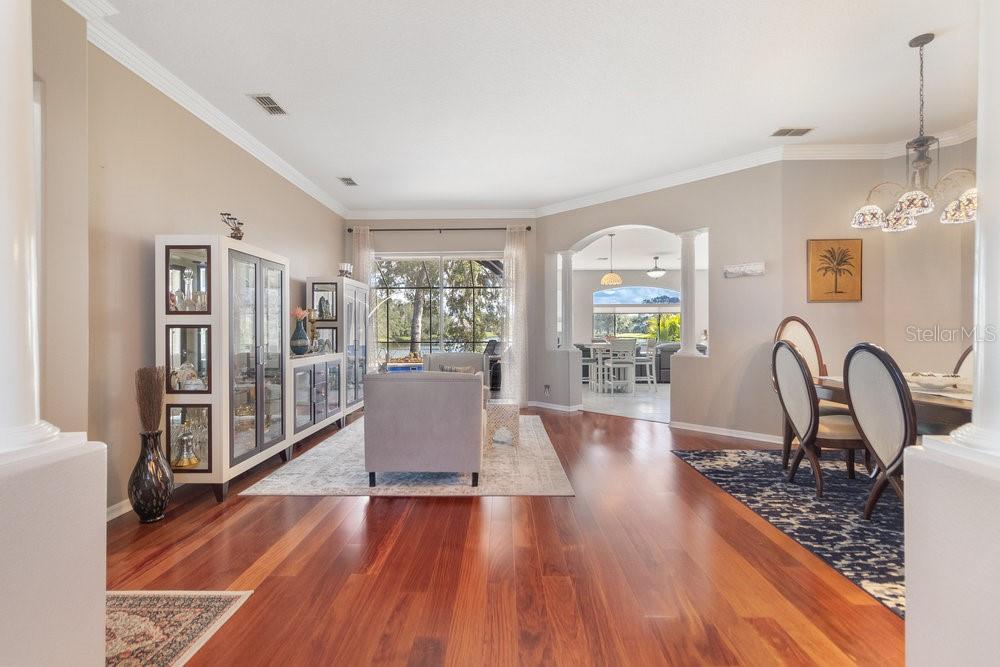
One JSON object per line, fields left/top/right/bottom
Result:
{"left": 646, "top": 256, "right": 667, "bottom": 279}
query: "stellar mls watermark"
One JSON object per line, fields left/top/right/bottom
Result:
{"left": 905, "top": 324, "right": 998, "bottom": 343}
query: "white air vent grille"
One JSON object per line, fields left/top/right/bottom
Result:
{"left": 771, "top": 127, "right": 813, "bottom": 137}
{"left": 249, "top": 94, "right": 287, "bottom": 115}
{"left": 339, "top": 177, "right": 358, "bottom": 186}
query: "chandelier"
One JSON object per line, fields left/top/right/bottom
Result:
{"left": 850, "top": 33, "right": 976, "bottom": 232}
{"left": 600, "top": 233, "right": 622, "bottom": 286}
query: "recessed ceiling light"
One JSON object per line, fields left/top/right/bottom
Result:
{"left": 339, "top": 177, "right": 358, "bottom": 186}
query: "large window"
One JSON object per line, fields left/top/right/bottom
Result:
{"left": 592, "top": 286, "right": 681, "bottom": 342}
{"left": 373, "top": 255, "right": 504, "bottom": 362}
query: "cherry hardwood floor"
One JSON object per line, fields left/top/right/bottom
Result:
{"left": 107, "top": 409, "right": 904, "bottom": 665}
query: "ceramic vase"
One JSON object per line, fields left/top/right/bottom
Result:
{"left": 127, "top": 431, "right": 174, "bottom": 523}
{"left": 291, "top": 319, "right": 310, "bottom": 355}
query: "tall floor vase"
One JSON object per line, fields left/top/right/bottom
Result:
{"left": 128, "top": 431, "right": 174, "bottom": 523}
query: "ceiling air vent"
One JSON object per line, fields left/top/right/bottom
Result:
{"left": 248, "top": 94, "right": 287, "bottom": 115}
{"left": 338, "top": 177, "right": 358, "bottom": 186}
{"left": 771, "top": 127, "right": 813, "bottom": 137}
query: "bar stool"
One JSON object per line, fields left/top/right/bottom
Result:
{"left": 634, "top": 346, "right": 656, "bottom": 391}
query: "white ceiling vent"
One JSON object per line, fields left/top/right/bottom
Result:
{"left": 248, "top": 94, "right": 287, "bottom": 115}
{"left": 338, "top": 177, "right": 358, "bottom": 186}
{"left": 771, "top": 127, "right": 813, "bottom": 137}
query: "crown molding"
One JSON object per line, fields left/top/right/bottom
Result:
{"left": 64, "top": 1, "right": 976, "bottom": 223}
{"left": 62, "top": 0, "right": 118, "bottom": 20}
{"left": 68, "top": 5, "right": 350, "bottom": 218}
{"left": 347, "top": 208, "right": 536, "bottom": 221}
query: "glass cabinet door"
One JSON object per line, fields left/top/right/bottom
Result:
{"left": 327, "top": 360, "right": 341, "bottom": 415}
{"left": 345, "top": 293, "right": 356, "bottom": 405}
{"left": 294, "top": 367, "right": 313, "bottom": 433}
{"left": 230, "top": 252, "right": 258, "bottom": 461}
{"left": 357, "top": 288, "right": 367, "bottom": 401}
{"left": 313, "top": 363, "right": 328, "bottom": 423}
{"left": 261, "top": 260, "right": 284, "bottom": 446}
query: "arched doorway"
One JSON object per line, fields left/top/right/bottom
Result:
{"left": 558, "top": 225, "right": 708, "bottom": 422}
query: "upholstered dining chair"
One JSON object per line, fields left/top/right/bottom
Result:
{"left": 844, "top": 343, "right": 917, "bottom": 519}
{"left": 773, "top": 316, "right": 851, "bottom": 469}
{"left": 954, "top": 344, "right": 974, "bottom": 376}
{"left": 772, "top": 340, "right": 867, "bottom": 498}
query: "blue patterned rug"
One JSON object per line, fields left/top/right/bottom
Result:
{"left": 673, "top": 449, "right": 904, "bottom": 616}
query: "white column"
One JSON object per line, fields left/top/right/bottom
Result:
{"left": 677, "top": 230, "right": 700, "bottom": 355}
{"left": 0, "top": 3, "right": 107, "bottom": 663}
{"left": 0, "top": 0, "right": 58, "bottom": 450}
{"left": 951, "top": 0, "right": 1000, "bottom": 452}
{"left": 558, "top": 250, "right": 574, "bottom": 347}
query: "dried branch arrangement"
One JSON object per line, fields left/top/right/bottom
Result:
{"left": 135, "top": 366, "right": 166, "bottom": 433}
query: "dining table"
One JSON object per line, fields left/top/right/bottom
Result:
{"left": 815, "top": 375, "right": 973, "bottom": 434}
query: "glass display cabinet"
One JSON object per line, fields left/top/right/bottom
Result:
{"left": 166, "top": 404, "right": 211, "bottom": 472}
{"left": 157, "top": 235, "right": 290, "bottom": 501}
{"left": 165, "top": 245, "right": 210, "bottom": 313}
{"left": 288, "top": 353, "right": 344, "bottom": 438}
{"left": 306, "top": 276, "right": 367, "bottom": 419}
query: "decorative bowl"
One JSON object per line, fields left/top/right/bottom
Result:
{"left": 909, "top": 372, "right": 961, "bottom": 391}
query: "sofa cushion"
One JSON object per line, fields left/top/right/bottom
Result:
{"left": 440, "top": 365, "right": 478, "bottom": 374}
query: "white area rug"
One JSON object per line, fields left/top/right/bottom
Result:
{"left": 242, "top": 415, "right": 574, "bottom": 497}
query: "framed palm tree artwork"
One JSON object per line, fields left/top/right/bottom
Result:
{"left": 807, "top": 239, "right": 862, "bottom": 302}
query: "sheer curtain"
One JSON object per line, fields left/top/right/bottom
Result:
{"left": 501, "top": 225, "right": 528, "bottom": 404}
{"left": 352, "top": 227, "right": 377, "bottom": 370}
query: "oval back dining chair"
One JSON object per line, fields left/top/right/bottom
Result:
{"left": 773, "top": 316, "right": 850, "bottom": 469}
{"left": 844, "top": 343, "right": 917, "bottom": 519}
{"left": 954, "top": 344, "right": 974, "bottom": 377}
{"left": 772, "top": 340, "right": 866, "bottom": 497}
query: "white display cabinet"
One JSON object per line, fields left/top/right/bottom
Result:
{"left": 156, "top": 235, "right": 291, "bottom": 501}
{"left": 306, "top": 276, "right": 369, "bottom": 418}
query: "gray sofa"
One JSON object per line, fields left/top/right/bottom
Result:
{"left": 364, "top": 371, "right": 485, "bottom": 486}
{"left": 655, "top": 342, "right": 707, "bottom": 383}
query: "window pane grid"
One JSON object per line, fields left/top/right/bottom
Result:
{"left": 375, "top": 257, "right": 503, "bottom": 362}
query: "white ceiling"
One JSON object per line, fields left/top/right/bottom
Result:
{"left": 573, "top": 226, "right": 708, "bottom": 271}
{"left": 99, "top": 0, "right": 979, "bottom": 214}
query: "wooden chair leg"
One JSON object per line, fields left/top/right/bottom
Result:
{"left": 787, "top": 447, "right": 806, "bottom": 483}
{"left": 864, "top": 472, "right": 890, "bottom": 520}
{"left": 863, "top": 448, "right": 872, "bottom": 474}
{"left": 846, "top": 448, "right": 856, "bottom": 479}
{"left": 802, "top": 443, "right": 824, "bottom": 498}
{"left": 782, "top": 420, "right": 794, "bottom": 470}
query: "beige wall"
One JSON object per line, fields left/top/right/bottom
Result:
{"left": 32, "top": 0, "right": 89, "bottom": 431}
{"left": 88, "top": 48, "right": 344, "bottom": 506}
{"left": 537, "top": 163, "right": 786, "bottom": 433}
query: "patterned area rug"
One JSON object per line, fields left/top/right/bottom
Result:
{"left": 107, "top": 591, "right": 251, "bottom": 666}
{"left": 673, "top": 449, "right": 904, "bottom": 616}
{"left": 242, "top": 415, "right": 574, "bottom": 496}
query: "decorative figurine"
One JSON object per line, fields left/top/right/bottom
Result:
{"left": 221, "top": 212, "right": 244, "bottom": 240}
{"left": 172, "top": 421, "right": 200, "bottom": 468}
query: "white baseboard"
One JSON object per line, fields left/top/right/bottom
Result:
{"left": 106, "top": 499, "right": 132, "bottom": 522}
{"left": 524, "top": 401, "right": 583, "bottom": 413}
{"left": 669, "top": 421, "right": 782, "bottom": 445}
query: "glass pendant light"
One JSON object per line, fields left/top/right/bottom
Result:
{"left": 646, "top": 256, "right": 666, "bottom": 279}
{"left": 851, "top": 204, "right": 886, "bottom": 229}
{"left": 600, "top": 234, "right": 623, "bottom": 286}
{"left": 940, "top": 188, "right": 977, "bottom": 224}
{"left": 883, "top": 205, "right": 917, "bottom": 233}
